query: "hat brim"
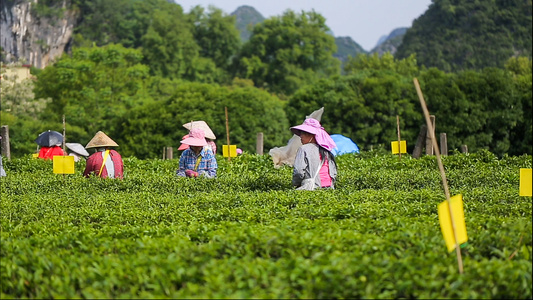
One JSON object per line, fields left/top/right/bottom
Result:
{"left": 66, "top": 143, "right": 90, "bottom": 157}
{"left": 178, "top": 143, "right": 189, "bottom": 150}
{"left": 86, "top": 131, "right": 119, "bottom": 148}
{"left": 290, "top": 124, "right": 318, "bottom": 136}
{"left": 180, "top": 137, "right": 207, "bottom": 147}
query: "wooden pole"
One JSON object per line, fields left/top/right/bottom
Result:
{"left": 440, "top": 133, "right": 448, "bottom": 156}
{"left": 413, "top": 124, "right": 426, "bottom": 159}
{"left": 461, "top": 145, "right": 468, "bottom": 154}
{"left": 62, "top": 115, "right": 66, "bottom": 154}
{"left": 426, "top": 115, "right": 435, "bottom": 155}
{"left": 225, "top": 107, "right": 231, "bottom": 161}
{"left": 414, "top": 78, "right": 464, "bottom": 274}
{"left": 166, "top": 147, "right": 173, "bottom": 160}
{"left": 0, "top": 125, "right": 10, "bottom": 160}
{"left": 256, "top": 132, "right": 264, "bottom": 155}
{"left": 62, "top": 115, "right": 66, "bottom": 179}
{"left": 396, "top": 115, "right": 402, "bottom": 160}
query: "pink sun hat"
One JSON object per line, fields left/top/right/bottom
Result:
{"left": 178, "top": 135, "right": 190, "bottom": 151}
{"left": 290, "top": 118, "right": 336, "bottom": 151}
{"left": 180, "top": 128, "right": 207, "bottom": 147}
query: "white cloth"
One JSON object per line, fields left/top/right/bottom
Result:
{"left": 69, "top": 152, "right": 81, "bottom": 162}
{"left": 0, "top": 155, "right": 6, "bottom": 177}
{"left": 101, "top": 150, "right": 115, "bottom": 178}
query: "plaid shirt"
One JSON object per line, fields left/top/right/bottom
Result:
{"left": 176, "top": 147, "right": 217, "bottom": 178}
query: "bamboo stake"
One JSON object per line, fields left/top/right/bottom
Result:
{"left": 62, "top": 115, "right": 66, "bottom": 179}
{"left": 62, "top": 115, "right": 66, "bottom": 155}
{"left": 396, "top": 115, "right": 402, "bottom": 160}
{"left": 225, "top": 107, "right": 231, "bottom": 161}
{"left": 414, "top": 78, "right": 464, "bottom": 274}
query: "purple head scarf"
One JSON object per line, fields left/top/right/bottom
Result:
{"left": 290, "top": 118, "right": 336, "bottom": 151}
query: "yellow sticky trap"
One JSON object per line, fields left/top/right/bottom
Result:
{"left": 519, "top": 168, "right": 532, "bottom": 197}
{"left": 53, "top": 156, "right": 75, "bottom": 174}
{"left": 438, "top": 194, "right": 468, "bottom": 252}
{"left": 222, "top": 145, "right": 237, "bottom": 157}
{"left": 32, "top": 153, "right": 39, "bottom": 159}
{"left": 391, "top": 140, "right": 407, "bottom": 154}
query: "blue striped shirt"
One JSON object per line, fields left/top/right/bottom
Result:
{"left": 176, "top": 147, "right": 217, "bottom": 178}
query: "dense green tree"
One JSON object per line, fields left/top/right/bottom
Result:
{"left": 506, "top": 57, "right": 532, "bottom": 155}
{"left": 140, "top": 6, "right": 198, "bottom": 79}
{"left": 33, "top": 44, "right": 151, "bottom": 144}
{"left": 344, "top": 53, "right": 420, "bottom": 78}
{"left": 187, "top": 5, "right": 241, "bottom": 71}
{"left": 117, "top": 82, "right": 289, "bottom": 159}
{"left": 73, "top": 0, "right": 140, "bottom": 48}
{"left": 417, "top": 66, "right": 525, "bottom": 156}
{"left": 232, "top": 10, "right": 340, "bottom": 96}
{"left": 396, "top": 0, "right": 532, "bottom": 72}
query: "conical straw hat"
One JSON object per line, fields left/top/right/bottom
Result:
{"left": 85, "top": 131, "right": 119, "bottom": 148}
{"left": 183, "top": 120, "right": 216, "bottom": 140}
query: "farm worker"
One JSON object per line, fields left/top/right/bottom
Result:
{"left": 66, "top": 143, "right": 90, "bottom": 162}
{"left": 176, "top": 128, "right": 217, "bottom": 178}
{"left": 38, "top": 143, "right": 64, "bottom": 160}
{"left": 290, "top": 118, "right": 337, "bottom": 190}
{"left": 83, "top": 131, "right": 124, "bottom": 179}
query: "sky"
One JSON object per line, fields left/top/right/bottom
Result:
{"left": 173, "top": 0, "right": 433, "bottom": 51}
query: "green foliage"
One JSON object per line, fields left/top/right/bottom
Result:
{"left": 32, "top": 44, "right": 151, "bottom": 146}
{"left": 140, "top": 5, "right": 199, "bottom": 80}
{"left": 188, "top": 5, "right": 241, "bottom": 71}
{"left": 1, "top": 152, "right": 531, "bottom": 298}
{"left": 116, "top": 82, "right": 290, "bottom": 159}
{"left": 396, "top": 0, "right": 532, "bottom": 72}
{"left": 72, "top": 0, "right": 169, "bottom": 48}
{"left": 30, "top": 0, "right": 66, "bottom": 20}
{"left": 0, "top": 66, "right": 50, "bottom": 119}
{"left": 344, "top": 53, "right": 420, "bottom": 78}
{"left": 232, "top": 9, "right": 340, "bottom": 96}
{"left": 506, "top": 57, "right": 533, "bottom": 156}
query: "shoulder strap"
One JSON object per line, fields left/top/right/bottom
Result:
{"left": 312, "top": 155, "right": 326, "bottom": 180}
{"left": 45, "top": 147, "right": 53, "bottom": 157}
{"left": 98, "top": 150, "right": 110, "bottom": 177}
{"left": 194, "top": 155, "right": 202, "bottom": 171}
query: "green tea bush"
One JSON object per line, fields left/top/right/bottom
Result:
{"left": 1, "top": 151, "right": 531, "bottom": 298}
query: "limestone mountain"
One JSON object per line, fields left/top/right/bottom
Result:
{"left": 370, "top": 27, "right": 407, "bottom": 56}
{"left": 334, "top": 36, "right": 367, "bottom": 64}
{"left": 230, "top": 5, "right": 265, "bottom": 43}
{"left": 1, "top": 0, "right": 77, "bottom": 68}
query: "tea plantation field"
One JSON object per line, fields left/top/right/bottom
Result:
{"left": 1, "top": 150, "right": 531, "bottom": 298}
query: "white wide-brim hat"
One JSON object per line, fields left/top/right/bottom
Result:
{"left": 66, "top": 143, "right": 90, "bottom": 157}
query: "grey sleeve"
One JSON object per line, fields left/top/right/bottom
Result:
{"left": 292, "top": 148, "right": 308, "bottom": 187}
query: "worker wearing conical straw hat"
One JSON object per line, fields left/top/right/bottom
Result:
{"left": 83, "top": 131, "right": 124, "bottom": 179}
